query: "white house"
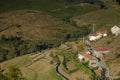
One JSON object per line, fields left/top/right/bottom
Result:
{"left": 111, "top": 25, "right": 120, "bottom": 36}
{"left": 89, "top": 34, "right": 102, "bottom": 41}
{"left": 78, "top": 51, "right": 98, "bottom": 67}
{"left": 89, "top": 31, "right": 107, "bottom": 41}
{"left": 97, "top": 31, "right": 107, "bottom": 37}
{"left": 93, "top": 48, "right": 110, "bottom": 58}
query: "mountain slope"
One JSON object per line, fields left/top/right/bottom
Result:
{"left": 0, "top": 10, "right": 74, "bottom": 41}
{"left": 73, "top": 8, "right": 120, "bottom": 25}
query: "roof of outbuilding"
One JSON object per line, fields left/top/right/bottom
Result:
{"left": 95, "top": 48, "right": 110, "bottom": 52}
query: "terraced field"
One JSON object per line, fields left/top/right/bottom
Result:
{"left": 0, "top": 52, "right": 63, "bottom": 80}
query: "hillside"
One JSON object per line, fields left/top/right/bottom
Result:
{"left": 72, "top": 8, "right": 120, "bottom": 30}
{"left": 0, "top": 53, "right": 63, "bottom": 80}
{"left": 0, "top": 50, "right": 91, "bottom": 80}
{"left": 0, "top": 0, "right": 100, "bottom": 13}
{"left": 0, "top": 0, "right": 120, "bottom": 80}
{"left": 0, "top": 10, "right": 73, "bottom": 41}
{"left": 1, "top": 34, "right": 120, "bottom": 80}
{"left": 71, "top": 0, "right": 120, "bottom": 31}
{"left": 0, "top": 2, "right": 100, "bottom": 62}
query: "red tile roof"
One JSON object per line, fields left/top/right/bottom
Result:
{"left": 80, "top": 51, "right": 86, "bottom": 55}
{"left": 89, "top": 33, "right": 98, "bottom": 36}
{"left": 95, "top": 48, "right": 110, "bottom": 52}
{"left": 85, "top": 54, "right": 94, "bottom": 59}
{"left": 97, "top": 31, "right": 107, "bottom": 34}
{"left": 76, "top": 42, "right": 84, "bottom": 46}
{"left": 79, "top": 51, "right": 95, "bottom": 59}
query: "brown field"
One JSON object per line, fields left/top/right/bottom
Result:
{"left": 0, "top": 10, "right": 73, "bottom": 41}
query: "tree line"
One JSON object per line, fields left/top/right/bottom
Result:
{"left": 65, "top": 25, "right": 91, "bottom": 41}
{"left": 0, "top": 36, "right": 55, "bottom": 62}
{"left": 113, "top": 0, "right": 120, "bottom": 5}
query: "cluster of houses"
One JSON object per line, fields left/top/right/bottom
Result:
{"left": 60, "top": 40, "right": 110, "bottom": 67}
{"left": 78, "top": 47, "right": 110, "bottom": 67}
{"left": 60, "top": 25, "right": 120, "bottom": 67}
{"left": 89, "top": 25, "right": 120, "bottom": 41}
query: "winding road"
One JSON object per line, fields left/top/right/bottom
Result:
{"left": 56, "top": 63, "right": 69, "bottom": 80}
{"left": 85, "top": 40, "right": 112, "bottom": 80}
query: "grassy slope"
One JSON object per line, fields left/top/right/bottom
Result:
{"left": 49, "top": 3, "right": 99, "bottom": 19}
{"left": 0, "top": 10, "right": 74, "bottom": 41}
{"left": 0, "top": 1, "right": 99, "bottom": 51}
{"left": 0, "top": 0, "right": 67, "bottom": 13}
{"left": 0, "top": 0, "right": 99, "bottom": 18}
{"left": 0, "top": 0, "right": 100, "bottom": 41}
{"left": 0, "top": 54, "right": 63, "bottom": 80}
{"left": 74, "top": 8, "right": 120, "bottom": 24}
{"left": 0, "top": 0, "right": 120, "bottom": 79}
{"left": 72, "top": 0, "right": 120, "bottom": 30}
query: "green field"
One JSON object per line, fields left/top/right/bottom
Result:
{"left": 0, "top": 54, "right": 63, "bottom": 80}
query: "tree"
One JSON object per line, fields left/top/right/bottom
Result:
{"left": 0, "top": 68, "right": 7, "bottom": 80}
{"left": 0, "top": 48, "right": 8, "bottom": 62}
{"left": 1, "top": 35, "right": 7, "bottom": 41}
{"left": 65, "top": 34, "right": 71, "bottom": 40}
{"left": 100, "top": 4, "right": 106, "bottom": 9}
{"left": 116, "top": 0, "right": 120, "bottom": 5}
{"left": 7, "top": 65, "right": 27, "bottom": 80}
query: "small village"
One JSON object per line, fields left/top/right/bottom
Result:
{"left": 78, "top": 25, "right": 120, "bottom": 66}
{"left": 0, "top": 24, "right": 120, "bottom": 80}
{"left": 1, "top": 0, "right": 120, "bottom": 80}
{"left": 59, "top": 25, "right": 120, "bottom": 80}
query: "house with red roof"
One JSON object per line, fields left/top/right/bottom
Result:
{"left": 97, "top": 31, "right": 107, "bottom": 37}
{"left": 93, "top": 48, "right": 110, "bottom": 57}
{"left": 89, "top": 31, "right": 107, "bottom": 41}
{"left": 88, "top": 33, "right": 102, "bottom": 41}
{"left": 78, "top": 51, "right": 98, "bottom": 67}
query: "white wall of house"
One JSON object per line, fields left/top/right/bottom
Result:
{"left": 93, "top": 51, "right": 103, "bottom": 57}
{"left": 103, "top": 33, "right": 107, "bottom": 37}
{"left": 115, "top": 30, "right": 120, "bottom": 36}
{"left": 89, "top": 35, "right": 102, "bottom": 41}
{"left": 96, "top": 35, "right": 102, "bottom": 40}
{"left": 89, "top": 36, "right": 96, "bottom": 41}
{"left": 78, "top": 53, "right": 98, "bottom": 67}
{"left": 78, "top": 54, "right": 84, "bottom": 61}
{"left": 90, "top": 59, "right": 98, "bottom": 67}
